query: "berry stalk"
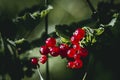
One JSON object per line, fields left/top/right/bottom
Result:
{"left": 37, "top": 65, "right": 44, "bottom": 80}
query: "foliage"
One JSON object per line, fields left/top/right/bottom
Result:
{"left": 0, "top": 3, "right": 53, "bottom": 80}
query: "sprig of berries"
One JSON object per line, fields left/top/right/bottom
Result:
{"left": 31, "top": 28, "right": 88, "bottom": 69}
{"left": 30, "top": 55, "right": 48, "bottom": 66}
{"left": 67, "top": 28, "right": 88, "bottom": 69}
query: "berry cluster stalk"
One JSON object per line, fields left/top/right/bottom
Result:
{"left": 37, "top": 66, "right": 44, "bottom": 80}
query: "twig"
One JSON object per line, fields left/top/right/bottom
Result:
{"left": 82, "top": 72, "right": 87, "bottom": 80}
{"left": 45, "top": 0, "right": 48, "bottom": 35}
{"left": 37, "top": 65, "right": 44, "bottom": 80}
{"left": 85, "top": 0, "right": 96, "bottom": 12}
{"left": 82, "top": 54, "right": 94, "bottom": 80}
{"left": 45, "top": 0, "right": 50, "bottom": 80}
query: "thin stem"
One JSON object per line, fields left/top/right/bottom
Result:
{"left": 45, "top": 0, "right": 50, "bottom": 80}
{"left": 37, "top": 66, "right": 44, "bottom": 80}
{"left": 82, "top": 54, "right": 94, "bottom": 80}
{"left": 45, "top": 14, "right": 48, "bottom": 35}
{"left": 85, "top": 0, "right": 96, "bottom": 12}
{"left": 45, "top": 0, "right": 48, "bottom": 35}
{"left": 45, "top": 55, "right": 49, "bottom": 80}
{"left": 82, "top": 72, "right": 87, "bottom": 80}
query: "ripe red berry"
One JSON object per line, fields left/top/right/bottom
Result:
{"left": 70, "top": 35, "right": 80, "bottom": 44}
{"left": 73, "top": 28, "right": 85, "bottom": 40}
{"left": 74, "top": 53, "right": 81, "bottom": 60}
{"left": 40, "top": 45, "right": 49, "bottom": 55}
{"left": 39, "top": 55, "right": 48, "bottom": 64}
{"left": 67, "top": 61, "right": 75, "bottom": 69}
{"left": 72, "top": 44, "right": 81, "bottom": 50}
{"left": 78, "top": 48, "right": 88, "bottom": 58}
{"left": 59, "top": 44, "right": 69, "bottom": 50}
{"left": 45, "top": 37, "right": 56, "bottom": 47}
{"left": 31, "top": 58, "right": 38, "bottom": 65}
{"left": 59, "top": 43, "right": 69, "bottom": 58}
{"left": 74, "top": 59, "right": 83, "bottom": 69}
{"left": 67, "top": 48, "right": 76, "bottom": 58}
{"left": 50, "top": 46, "right": 60, "bottom": 57}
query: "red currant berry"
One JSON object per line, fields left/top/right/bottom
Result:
{"left": 59, "top": 43, "right": 69, "bottom": 58}
{"left": 78, "top": 48, "right": 88, "bottom": 58}
{"left": 72, "top": 44, "right": 81, "bottom": 50}
{"left": 45, "top": 37, "right": 56, "bottom": 47}
{"left": 67, "top": 61, "right": 75, "bottom": 69}
{"left": 74, "top": 53, "right": 81, "bottom": 60}
{"left": 74, "top": 59, "right": 83, "bottom": 69}
{"left": 73, "top": 28, "right": 85, "bottom": 40}
{"left": 70, "top": 35, "right": 80, "bottom": 44}
{"left": 50, "top": 46, "right": 60, "bottom": 57}
{"left": 31, "top": 58, "right": 38, "bottom": 65}
{"left": 39, "top": 55, "right": 48, "bottom": 64}
{"left": 40, "top": 45, "right": 49, "bottom": 55}
{"left": 67, "top": 48, "right": 76, "bottom": 58}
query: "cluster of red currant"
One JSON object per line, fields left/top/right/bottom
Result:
{"left": 31, "top": 28, "right": 88, "bottom": 69}
{"left": 67, "top": 28, "right": 88, "bottom": 69}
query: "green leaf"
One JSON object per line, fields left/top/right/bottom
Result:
{"left": 39, "top": 5, "right": 53, "bottom": 18}
{"left": 60, "top": 37, "right": 70, "bottom": 43}
{"left": 110, "top": 13, "right": 120, "bottom": 38}
{"left": 13, "top": 5, "right": 53, "bottom": 22}
{"left": 55, "top": 25, "right": 71, "bottom": 43}
{"left": 14, "top": 38, "right": 31, "bottom": 54}
{"left": 81, "top": 27, "right": 104, "bottom": 46}
{"left": 15, "top": 38, "right": 26, "bottom": 45}
{"left": 11, "top": 5, "right": 53, "bottom": 39}
{"left": 94, "top": 27, "right": 104, "bottom": 36}
{"left": 91, "top": 36, "right": 96, "bottom": 44}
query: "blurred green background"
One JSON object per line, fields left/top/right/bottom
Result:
{"left": 0, "top": 0, "right": 120, "bottom": 40}
{"left": 0, "top": 0, "right": 120, "bottom": 80}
